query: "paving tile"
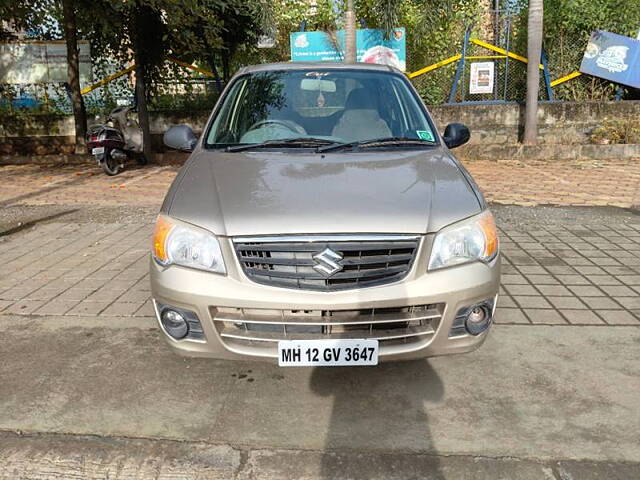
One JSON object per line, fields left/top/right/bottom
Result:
{"left": 0, "top": 286, "right": 38, "bottom": 301}
{"left": 545, "top": 266, "right": 576, "bottom": 275}
{"left": 526, "top": 309, "right": 567, "bottom": 325}
{"left": 567, "top": 285, "right": 605, "bottom": 297}
{"left": 555, "top": 275, "right": 591, "bottom": 286}
{"left": 0, "top": 300, "right": 14, "bottom": 312}
{"left": 66, "top": 301, "right": 111, "bottom": 316}
{"left": 500, "top": 274, "right": 528, "bottom": 285}
{"left": 4, "top": 300, "right": 45, "bottom": 315}
{"left": 503, "top": 284, "right": 538, "bottom": 296}
{"left": 100, "top": 301, "right": 146, "bottom": 317}
{"left": 573, "top": 266, "right": 606, "bottom": 275}
{"left": 24, "top": 288, "right": 64, "bottom": 302}
{"left": 133, "top": 299, "right": 156, "bottom": 317}
{"left": 497, "top": 296, "right": 517, "bottom": 308}
{"left": 117, "top": 290, "right": 151, "bottom": 303}
{"left": 516, "top": 265, "right": 547, "bottom": 274}
{"left": 617, "top": 275, "right": 640, "bottom": 286}
{"left": 596, "top": 258, "right": 622, "bottom": 266}
{"left": 600, "top": 285, "right": 637, "bottom": 297}
{"left": 588, "top": 275, "right": 622, "bottom": 286}
{"left": 547, "top": 296, "right": 588, "bottom": 310}
{"left": 595, "top": 310, "right": 640, "bottom": 325}
{"left": 603, "top": 266, "right": 637, "bottom": 275}
{"left": 581, "top": 297, "right": 623, "bottom": 310}
{"left": 524, "top": 274, "right": 560, "bottom": 285}
{"left": 34, "top": 300, "right": 80, "bottom": 316}
{"left": 560, "top": 310, "right": 605, "bottom": 325}
{"left": 614, "top": 297, "right": 640, "bottom": 309}
{"left": 535, "top": 285, "right": 573, "bottom": 296}
{"left": 493, "top": 308, "right": 530, "bottom": 324}
{"left": 56, "top": 288, "right": 96, "bottom": 302}
{"left": 563, "top": 257, "right": 594, "bottom": 266}
{"left": 512, "top": 296, "right": 551, "bottom": 309}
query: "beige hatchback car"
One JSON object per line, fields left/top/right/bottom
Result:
{"left": 151, "top": 62, "right": 500, "bottom": 367}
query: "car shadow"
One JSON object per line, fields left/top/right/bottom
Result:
{"left": 309, "top": 359, "right": 445, "bottom": 479}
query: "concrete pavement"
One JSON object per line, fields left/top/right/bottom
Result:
{"left": 1, "top": 316, "right": 639, "bottom": 478}
{"left": 1, "top": 204, "right": 639, "bottom": 478}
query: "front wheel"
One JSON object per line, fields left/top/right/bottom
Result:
{"left": 101, "top": 148, "right": 122, "bottom": 176}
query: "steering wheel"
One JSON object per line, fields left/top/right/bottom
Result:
{"left": 248, "top": 119, "right": 306, "bottom": 135}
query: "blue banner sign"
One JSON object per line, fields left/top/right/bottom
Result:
{"left": 580, "top": 30, "right": 640, "bottom": 88}
{"left": 290, "top": 28, "right": 406, "bottom": 71}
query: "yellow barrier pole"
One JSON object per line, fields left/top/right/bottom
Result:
{"left": 470, "top": 38, "right": 544, "bottom": 69}
{"left": 81, "top": 65, "right": 135, "bottom": 95}
{"left": 408, "top": 55, "right": 462, "bottom": 79}
{"left": 551, "top": 71, "right": 582, "bottom": 87}
{"left": 465, "top": 55, "right": 508, "bottom": 60}
{"left": 167, "top": 57, "right": 216, "bottom": 77}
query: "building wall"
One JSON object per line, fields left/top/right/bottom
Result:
{"left": 1, "top": 101, "right": 640, "bottom": 156}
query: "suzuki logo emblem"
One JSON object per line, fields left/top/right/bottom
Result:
{"left": 312, "top": 247, "right": 344, "bottom": 277}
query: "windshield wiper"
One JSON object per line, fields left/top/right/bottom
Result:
{"left": 317, "top": 137, "right": 436, "bottom": 153}
{"left": 226, "top": 137, "right": 334, "bottom": 152}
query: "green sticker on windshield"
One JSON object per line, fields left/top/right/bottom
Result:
{"left": 416, "top": 130, "right": 434, "bottom": 141}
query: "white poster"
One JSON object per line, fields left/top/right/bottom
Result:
{"left": 469, "top": 62, "right": 494, "bottom": 94}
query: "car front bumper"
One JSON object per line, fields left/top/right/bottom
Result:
{"left": 149, "top": 237, "right": 500, "bottom": 363}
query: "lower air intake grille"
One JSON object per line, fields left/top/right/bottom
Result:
{"left": 212, "top": 304, "right": 443, "bottom": 348}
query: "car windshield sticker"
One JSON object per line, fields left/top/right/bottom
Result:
{"left": 416, "top": 130, "right": 434, "bottom": 141}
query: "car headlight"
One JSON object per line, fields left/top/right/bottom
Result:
{"left": 428, "top": 210, "right": 498, "bottom": 271}
{"left": 152, "top": 215, "right": 226, "bottom": 274}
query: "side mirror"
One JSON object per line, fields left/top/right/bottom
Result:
{"left": 163, "top": 125, "right": 198, "bottom": 152}
{"left": 443, "top": 123, "right": 470, "bottom": 149}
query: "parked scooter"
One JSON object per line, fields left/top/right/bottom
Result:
{"left": 86, "top": 106, "right": 147, "bottom": 175}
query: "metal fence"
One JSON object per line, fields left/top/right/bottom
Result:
{"left": 409, "top": 6, "right": 632, "bottom": 105}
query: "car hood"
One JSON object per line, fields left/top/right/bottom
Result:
{"left": 164, "top": 148, "right": 483, "bottom": 236}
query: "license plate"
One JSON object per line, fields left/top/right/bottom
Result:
{"left": 92, "top": 147, "right": 105, "bottom": 155}
{"left": 278, "top": 339, "right": 378, "bottom": 367}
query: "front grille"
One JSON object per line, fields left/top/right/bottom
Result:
{"left": 212, "top": 304, "right": 442, "bottom": 353}
{"left": 234, "top": 235, "right": 420, "bottom": 291}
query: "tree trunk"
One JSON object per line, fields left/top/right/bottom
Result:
{"left": 134, "top": 52, "right": 154, "bottom": 162}
{"left": 344, "top": 0, "right": 356, "bottom": 63}
{"left": 523, "top": 0, "right": 543, "bottom": 145}
{"left": 222, "top": 54, "right": 230, "bottom": 83}
{"left": 61, "top": 0, "right": 86, "bottom": 154}
{"left": 206, "top": 53, "right": 223, "bottom": 94}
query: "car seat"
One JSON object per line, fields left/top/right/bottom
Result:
{"left": 330, "top": 88, "right": 391, "bottom": 142}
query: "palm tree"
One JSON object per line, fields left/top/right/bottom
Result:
{"left": 344, "top": 0, "right": 402, "bottom": 63}
{"left": 523, "top": 0, "right": 543, "bottom": 144}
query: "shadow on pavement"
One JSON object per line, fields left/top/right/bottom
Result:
{"left": 310, "top": 359, "right": 445, "bottom": 479}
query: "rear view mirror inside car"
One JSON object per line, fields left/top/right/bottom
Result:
{"left": 300, "top": 78, "right": 336, "bottom": 92}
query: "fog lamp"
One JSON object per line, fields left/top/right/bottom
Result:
{"left": 465, "top": 304, "right": 491, "bottom": 335}
{"left": 161, "top": 309, "right": 189, "bottom": 339}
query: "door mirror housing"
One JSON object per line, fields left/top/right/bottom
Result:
{"left": 443, "top": 123, "right": 470, "bottom": 149}
{"left": 164, "top": 125, "right": 198, "bottom": 152}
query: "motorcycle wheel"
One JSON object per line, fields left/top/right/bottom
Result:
{"left": 102, "top": 149, "right": 122, "bottom": 176}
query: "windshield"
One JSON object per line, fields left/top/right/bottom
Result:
{"left": 205, "top": 69, "right": 437, "bottom": 148}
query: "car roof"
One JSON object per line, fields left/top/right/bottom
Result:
{"left": 236, "top": 62, "right": 401, "bottom": 76}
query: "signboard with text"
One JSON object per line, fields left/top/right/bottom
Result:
{"left": 580, "top": 30, "right": 640, "bottom": 88}
{"left": 469, "top": 62, "right": 495, "bottom": 94}
{"left": 290, "top": 28, "right": 406, "bottom": 71}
